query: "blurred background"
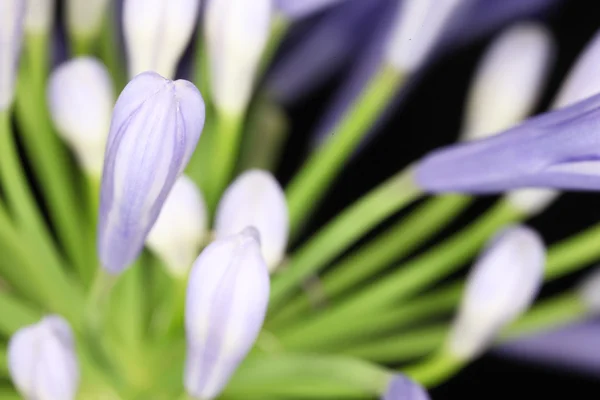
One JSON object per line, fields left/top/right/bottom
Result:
{"left": 274, "top": 0, "right": 600, "bottom": 397}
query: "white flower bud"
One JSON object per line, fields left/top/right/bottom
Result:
{"left": 0, "top": 0, "right": 26, "bottom": 111}
{"left": 66, "top": 0, "right": 111, "bottom": 41}
{"left": 205, "top": 0, "right": 272, "bottom": 114}
{"left": 25, "top": 0, "right": 55, "bottom": 35}
{"left": 185, "top": 227, "right": 270, "bottom": 400}
{"left": 506, "top": 188, "right": 559, "bottom": 216}
{"left": 462, "top": 23, "right": 554, "bottom": 141}
{"left": 385, "top": 0, "right": 464, "bottom": 73}
{"left": 215, "top": 170, "right": 288, "bottom": 271}
{"left": 123, "top": 0, "right": 202, "bottom": 79}
{"left": 146, "top": 175, "right": 208, "bottom": 277}
{"left": 577, "top": 268, "right": 600, "bottom": 314}
{"left": 553, "top": 30, "right": 600, "bottom": 109}
{"left": 447, "top": 226, "right": 545, "bottom": 360}
{"left": 47, "top": 57, "right": 114, "bottom": 177}
{"left": 8, "top": 315, "right": 79, "bottom": 400}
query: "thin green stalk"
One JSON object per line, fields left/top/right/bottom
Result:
{"left": 16, "top": 59, "right": 91, "bottom": 282}
{"left": 0, "top": 389, "right": 20, "bottom": 400}
{"left": 0, "top": 346, "right": 6, "bottom": 375}
{"left": 226, "top": 353, "right": 392, "bottom": 398}
{"left": 165, "top": 276, "right": 189, "bottom": 337}
{"left": 237, "top": 96, "right": 289, "bottom": 173}
{"left": 286, "top": 65, "right": 405, "bottom": 236}
{"left": 404, "top": 349, "right": 464, "bottom": 388}
{"left": 341, "top": 292, "right": 585, "bottom": 365}
{"left": 193, "top": 33, "right": 211, "bottom": 104}
{"left": 205, "top": 111, "right": 244, "bottom": 211}
{"left": 0, "top": 291, "right": 43, "bottom": 336}
{"left": 268, "top": 195, "right": 471, "bottom": 328}
{"left": 111, "top": 259, "right": 146, "bottom": 346}
{"left": 259, "top": 14, "right": 290, "bottom": 75}
{"left": 0, "top": 112, "right": 84, "bottom": 326}
{"left": 99, "top": 5, "right": 127, "bottom": 92}
{"left": 297, "top": 283, "right": 464, "bottom": 352}
{"left": 277, "top": 200, "right": 523, "bottom": 349}
{"left": 269, "top": 169, "right": 422, "bottom": 312}
{"left": 545, "top": 222, "right": 600, "bottom": 280}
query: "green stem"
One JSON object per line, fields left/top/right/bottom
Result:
{"left": 0, "top": 112, "right": 84, "bottom": 326}
{"left": 0, "top": 346, "right": 6, "bottom": 375}
{"left": 269, "top": 169, "right": 422, "bottom": 313}
{"left": 545, "top": 222, "right": 600, "bottom": 280}
{"left": 0, "top": 291, "right": 43, "bottom": 336}
{"left": 0, "top": 389, "right": 20, "bottom": 400}
{"left": 268, "top": 195, "right": 471, "bottom": 328}
{"left": 404, "top": 349, "right": 464, "bottom": 388}
{"left": 286, "top": 65, "right": 405, "bottom": 236}
{"left": 165, "top": 276, "right": 189, "bottom": 337}
{"left": 205, "top": 111, "right": 244, "bottom": 211}
{"left": 16, "top": 55, "right": 91, "bottom": 283}
{"left": 259, "top": 14, "right": 290, "bottom": 76}
{"left": 193, "top": 32, "right": 211, "bottom": 104}
{"left": 99, "top": 5, "right": 127, "bottom": 92}
{"left": 277, "top": 200, "right": 523, "bottom": 349}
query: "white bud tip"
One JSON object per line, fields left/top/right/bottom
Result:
{"left": 448, "top": 225, "right": 545, "bottom": 360}
{"left": 48, "top": 57, "right": 114, "bottom": 177}
{"left": 462, "top": 23, "right": 554, "bottom": 140}
{"left": 215, "top": 170, "right": 289, "bottom": 272}
{"left": 578, "top": 268, "right": 600, "bottom": 314}
{"left": 146, "top": 175, "right": 208, "bottom": 277}
{"left": 506, "top": 188, "right": 559, "bottom": 216}
{"left": 385, "top": 0, "right": 463, "bottom": 72}
{"left": 124, "top": 0, "right": 202, "bottom": 79}
{"left": 554, "top": 30, "right": 600, "bottom": 109}
{"left": 8, "top": 315, "right": 79, "bottom": 400}
{"left": 67, "top": 0, "right": 111, "bottom": 38}
{"left": 25, "top": 0, "right": 55, "bottom": 34}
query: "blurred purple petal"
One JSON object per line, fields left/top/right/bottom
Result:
{"left": 497, "top": 319, "right": 600, "bottom": 377}
{"left": 382, "top": 374, "right": 431, "bottom": 400}
{"left": 97, "top": 72, "right": 205, "bottom": 275}
{"left": 414, "top": 93, "right": 600, "bottom": 194}
{"left": 276, "top": 0, "right": 349, "bottom": 20}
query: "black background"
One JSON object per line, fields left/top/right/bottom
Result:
{"left": 275, "top": 1, "right": 600, "bottom": 398}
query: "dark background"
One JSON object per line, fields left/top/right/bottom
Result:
{"left": 275, "top": 1, "right": 600, "bottom": 398}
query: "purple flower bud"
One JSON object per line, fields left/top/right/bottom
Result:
{"left": 97, "top": 71, "right": 205, "bottom": 275}
{"left": 276, "top": 0, "right": 348, "bottom": 20}
{"left": 414, "top": 93, "right": 600, "bottom": 194}
{"left": 382, "top": 375, "right": 431, "bottom": 400}
{"left": 0, "top": 0, "right": 25, "bottom": 111}
{"left": 8, "top": 316, "right": 79, "bottom": 400}
{"left": 184, "top": 227, "right": 270, "bottom": 399}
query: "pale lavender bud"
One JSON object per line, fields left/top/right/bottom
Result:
{"left": 0, "top": 0, "right": 25, "bottom": 111}
{"left": 276, "top": 0, "right": 348, "bottom": 19}
{"left": 66, "top": 0, "right": 111, "bottom": 42}
{"left": 448, "top": 226, "right": 545, "bottom": 360}
{"left": 25, "top": 0, "right": 55, "bottom": 35}
{"left": 123, "top": 0, "right": 202, "bottom": 79}
{"left": 385, "top": 0, "right": 465, "bottom": 73}
{"left": 578, "top": 268, "right": 600, "bottom": 314}
{"left": 8, "top": 316, "right": 79, "bottom": 400}
{"left": 553, "top": 29, "right": 600, "bottom": 109}
{"left": 48, "top": 57, "right": 114, "bottom": 177}
{"left": 97, "top": 71, "right": 205, "bottom": 275}
{"left": 462, "top": 23, "right": 554, "bottom": 141}
{"left": 415, "top": 93, "right": 600, "bottom": 194}
{"left": 382, "top": 374, "right": 430, "bottom": 400}
{"left": 184, "top": 227, "right": 270, "bottom": 399}
{"left": 205, "top": 0, "right": 272, "bottom": 114}
{"left": 215, "top": 170, "right": 288, "bottom": 271}
{"left": 146, "top": 175, "right": 208, "bottom": 278}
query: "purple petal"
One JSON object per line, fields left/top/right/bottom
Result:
{"left": 382, "top": 374, "right": 431, "bottom": 400}
{"left": 414, "top": 93, "right": 600, "bottom": 194}
{"left": 276, "top": 0, "right": 349, "bottom": 20}
{"left": 97, "top": 71, "right": 205, "bottom": 275}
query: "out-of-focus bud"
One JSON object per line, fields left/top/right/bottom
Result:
{"left": 462, "top": 23, "right": 553, "bottom": 141}
{"left": 123, "top": 0, "right": 201, "bottom": 79}
{"left": 8, "top": 315, "right": 79, "bottom": 400}
{"left": 0, "top": 0, "right": 26, "bottom": 111}
{"left": 47, "top": 57, "right": 114, "bottom": 177}
{"left": 553, "top": 30, "right": 600, "bottom": 109}
{"left": 215, "top": 170, "right": 288, "bottom": 271}
{"left": 385, "top": 0, "right": 464, "bottom": 73}
{"left": 578, "top": 268, "right": 600, "bottom": 314}
{"left": 447, "top": 226, "right": 545, "bottom": 360}
{"left": 25, "top": 0, "right": 55, "bottom": 35}
{"left": 276, "top": 0, "right": 348, "bottom": 20}
{"left": 146, "top": 175, "right": 208, "bottom": 278}
{"left": 382, "top": 374, "right": 431, "bottom": 400}
{"left": 66, "top": 0, "right": 111, "bottom": 44}
{"left": 205, "top": 0, "right": 272, "bottom": 114}
{"left": 185, "top": 227, "right": 270, "bottom": 399}
{"left": 508, "top": 28, "right": 600, "bottom": 216}
{"left": 97, "top": 71, "right": 205, "bottom": 275}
